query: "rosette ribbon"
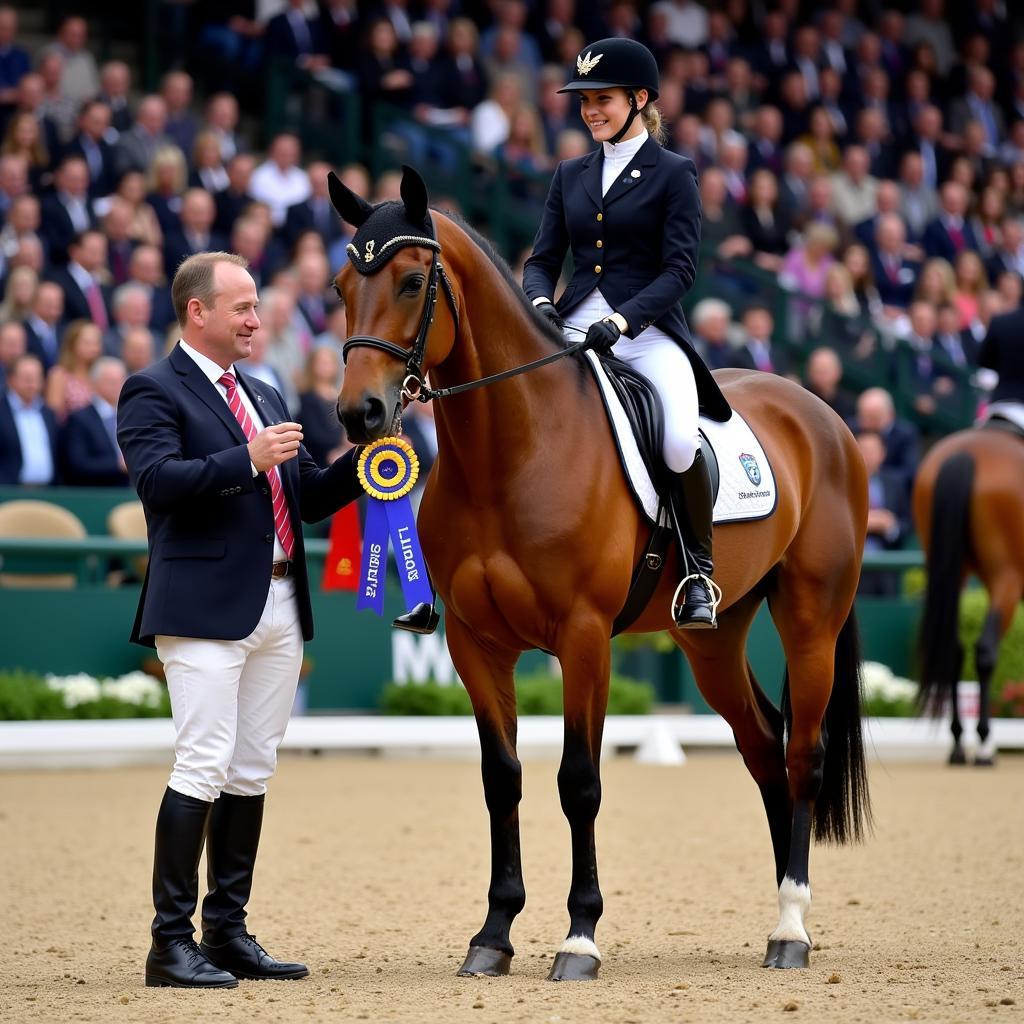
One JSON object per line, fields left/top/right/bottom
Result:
{"left": 355, "top": 437, "right": 433, "bottom": 616}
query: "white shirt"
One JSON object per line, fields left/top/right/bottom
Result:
{"left": 249, "top": 161, "right": 311, "bottom": 226}
{"left": 179, "top": 340, "right": 288, "bottom": 562}
{"left": 601, "top": 129, "right": 648, "bottom": 195}
{"left": 7, "top": 390, "right": 54, "bottom": 484}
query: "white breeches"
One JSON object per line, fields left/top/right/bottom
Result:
{"left": 156, "top": 576, "right": 304, "bottom": 803}
{"left": 566, "top": 289, "right": 701, "bottom": 473}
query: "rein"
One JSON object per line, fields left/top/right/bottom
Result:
{"left": 341, "top": 232, "right": 587, "bottom": 404}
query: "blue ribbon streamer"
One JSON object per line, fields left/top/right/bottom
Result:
{"left": 356, "top": 496, "right": 433, "bottom": 616}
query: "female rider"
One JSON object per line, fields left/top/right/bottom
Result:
{"left": 523, "top": 37, "right": 730, "bottom": 628}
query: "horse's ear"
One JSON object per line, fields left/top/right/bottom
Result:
{"left": 400, "top": 165, "right": 429, "bottom": 228}
{"left": 328, "top": 170, "right": 373, "bottom": 228}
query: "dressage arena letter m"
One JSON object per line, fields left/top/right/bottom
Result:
{"left": 392, "top": 630, "right": 456, "bottom": 685}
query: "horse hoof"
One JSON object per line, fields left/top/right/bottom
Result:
{"left": 973, "top": 755, "right": 996, "bottom": 767}
{"left": 456, "top": 946, "right": 512, "bottom": 977}
{"left": 546, "top": 952, "right": 600, "bottom": 981}
{"left": 949, "top": 746, "right": 968, "bottom": 765}
{"left": 761, "top": 939, "right": 810, "bottom": 969}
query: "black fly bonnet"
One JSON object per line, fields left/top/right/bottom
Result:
{"left": 328, "top": 165, "right": 459, "bottom": 400}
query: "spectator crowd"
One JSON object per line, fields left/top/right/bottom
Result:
{"left": 2, "top": 0, "right": 1024, "bottom": 584}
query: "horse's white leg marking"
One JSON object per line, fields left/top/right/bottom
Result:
{"left": 768, "top": 876, "right": 811, "bottom": 946}
{"left": 559, "top": 936, "right": 601, "bottom": 959}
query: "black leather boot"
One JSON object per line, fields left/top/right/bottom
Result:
{"left": 200, "top": 793, "right": 309, "bottom": 981}
{"left": 392, "top": 600, "right": 440, "bottom": 634}
{"left": 668, "top": 449, "right": 719, "bottom": 630}
{"left": 145, "top": 788, "right": 238, "bottom": 988}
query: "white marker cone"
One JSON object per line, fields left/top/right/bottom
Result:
{"left": 634, "top": 723, "right": 687, "bottom": 765}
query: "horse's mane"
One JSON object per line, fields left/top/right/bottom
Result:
{"left": 438, "top": 209, "right": 574, "bottom": 352}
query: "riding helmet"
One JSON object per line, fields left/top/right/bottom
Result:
{"left": 558, "top": 38, "right": 660, "bottom": 101}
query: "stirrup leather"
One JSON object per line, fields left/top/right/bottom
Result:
{"left": 671, "top": 573, "right": 723, "bottom": 625}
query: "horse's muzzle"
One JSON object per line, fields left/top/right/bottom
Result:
{"left": 338, "top": 393, "right": 390, "bottom": 444}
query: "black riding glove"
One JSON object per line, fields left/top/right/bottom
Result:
{"left": 584, "top": 318, "right": 621, "bottom": 355}
{"left": 536, "top": 301, "right": 564, "bottom": 330}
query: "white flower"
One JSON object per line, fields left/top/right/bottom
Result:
{"left": 46, "top": 673, "right": 102, "bottom": 708}
{"left": 861, "top": 661, "right": 917, "bottom": 703}
{"left": 102, "top": 672, "right": 164, "bottom": 708}
{"left": 46, "top": 670, "right": 165, "bottom": 709}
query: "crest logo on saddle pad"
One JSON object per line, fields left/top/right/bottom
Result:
{"left": 738, "top": 452, "right": 761, "bottom": 486}
{"left": 577, "top": 50, "right": 603, "bottom": 76}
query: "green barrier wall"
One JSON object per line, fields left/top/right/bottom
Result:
{"left": 0, "top": 582, "right": 921, "bottom": 712}
{"left": 0, "top": 489, "right": 923, "bottom": 711}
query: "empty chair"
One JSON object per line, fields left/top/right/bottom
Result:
{"left": 0, "top": 500, "right": 87, "bottom": 588}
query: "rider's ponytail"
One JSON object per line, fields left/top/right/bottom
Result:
{"left": 641, "top": 101, "right": 666, "bottom": 146}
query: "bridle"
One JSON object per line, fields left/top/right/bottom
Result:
{"left": 340, "top": 220, "right": 586, "bottom": 405}
{"left": 341, "top": 235, "right": 460, "bottom": 404}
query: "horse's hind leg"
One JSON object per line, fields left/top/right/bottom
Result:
{"left": 973, "top": 572, "right": 1021, "bottom": 766}
{"left": 677, "top": 593, "right": 792, "bottom": 941}
{"left": 445, "top": 614, "right": 526, "bottom": 978}
{"left": 547, "top": 611, "right": 611, "bottom": 982}
{"left": 764, "top": 566, "right": 860, "bottom": 970}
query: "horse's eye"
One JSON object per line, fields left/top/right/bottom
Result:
{"left": 402, "top": 276, "right": 424, "bottom": 295}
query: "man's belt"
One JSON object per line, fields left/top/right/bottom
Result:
{"left": 271, "top": 561, "right": 293, "bottom": 579}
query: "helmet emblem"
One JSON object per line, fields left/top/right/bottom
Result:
{"left": 577, "top": 50, "right": 604, "bottom": 76}
{"left": 364, "top": 239, "right": 376, "bottom": 261}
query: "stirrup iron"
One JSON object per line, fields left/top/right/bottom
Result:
{"left": 671, "top": 573, "right": 722, "bottom": 629}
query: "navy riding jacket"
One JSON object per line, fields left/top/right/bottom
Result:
{"left": 117, "top": 342, "right": 362, "bottom": 647}
{"left": 523, "top": 134, "right": 730, "bottom": 421}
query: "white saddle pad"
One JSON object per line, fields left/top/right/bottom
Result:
{"left": 586, "top": 351, "right": 777, "bottom": 526}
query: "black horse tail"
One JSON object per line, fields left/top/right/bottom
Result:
{"left": 917, "top": 451, "right": 974, "bottom": 717}
{"left": 783, "top": 606, "right": 871, "bottom": 845}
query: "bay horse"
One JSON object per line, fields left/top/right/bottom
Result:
{"left": 330, "top": 167, "right": 870, "bottom": 978}
{"left": 912, "top": 424, "right": 1024, "bottom": 765}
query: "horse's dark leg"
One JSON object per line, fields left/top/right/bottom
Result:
{"left": 762, "top": 570, "right": 855, "bottom": 970}
{"left": 949, "top": 647, "right": 967, "bottom": 765}
{"left": 445, "top": 614, "right": 525, "bottom": 977}
{"left": 547, "top": 615, "right": 610, "bottom": 982}
{"left": 973, "top": 610, "right": 999, "bottom": 765}
{"left": 678, "top": 594, "right": 791, "bottom": 888}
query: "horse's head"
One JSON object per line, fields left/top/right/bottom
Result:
{"left": 329, "top": 165, "right": 458, "bottom": 444}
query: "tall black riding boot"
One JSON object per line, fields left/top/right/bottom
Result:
{"left": 145, "top": 787, "right": 238, "bottom": 988}
{"left": 200, "top": 793, "right": 309, "bottom": 980}
{"left": 668, "top": 449, "right": 719, "bottom": 630}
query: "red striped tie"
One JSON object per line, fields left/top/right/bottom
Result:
{"left": 218, "top": 372, "right": 295, "bottom": 560}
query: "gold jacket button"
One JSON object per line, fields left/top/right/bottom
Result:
{"left": 596, "top": 240, "right": 603, "bottom": 248}
{"left": 594, "top": 264, "right": 602, "bottom": 273}
{"left": 596, "top": 213, "right": 603, "bottom": 221}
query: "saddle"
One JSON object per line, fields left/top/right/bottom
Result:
{"left": 982, "top": 414, "right": 1024, "bottom": 442}
{"left": 585, "top": 352, "right": 777, "bottom": 635}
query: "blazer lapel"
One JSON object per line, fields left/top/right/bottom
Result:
{"left": 238, "top": 371, "right": 301, "bottom": 496}
{"left": 602, "top": 135, "right": 660, "bottom": 209}
{"left": 170, "top": 342, "right": 247, "bottom": 446}
{"left": 579, "top": 150, "right": 604, "bottom": 211}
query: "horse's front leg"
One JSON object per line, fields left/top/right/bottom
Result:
{"left": 548, "top": 614, "right": 610, "bottom": 982}
{"left": 445, "top": 614, "right": 525, "bottom": 978}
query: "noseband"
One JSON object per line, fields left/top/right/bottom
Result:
{"left": 341, "top": 230, "right": 460, "bottom": 403}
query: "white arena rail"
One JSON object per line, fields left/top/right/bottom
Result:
{"left": 1, "top": 714, "right": 1022, "bottom": 769}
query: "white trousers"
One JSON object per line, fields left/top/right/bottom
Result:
{"left": 156, "top": 577, "right": 303, "bottom": 803}
{"left": 566, "top": 289, "right": 701, "bottom": 473}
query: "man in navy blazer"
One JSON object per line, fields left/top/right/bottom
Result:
{"left": 59, "top": 357, "right": 129, "bottom": 486}
{"left": 117, "top": 251, "right": 363, "bottom": 990}
{"left": 922, "top": 181, "right": 979, "bottom": 264}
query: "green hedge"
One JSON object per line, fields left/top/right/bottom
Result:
{"left": 0, "top": 670, "right": 172, "bottom": 720}
{"left": 380, "top": 671, "right": 655, "bottom": 716}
